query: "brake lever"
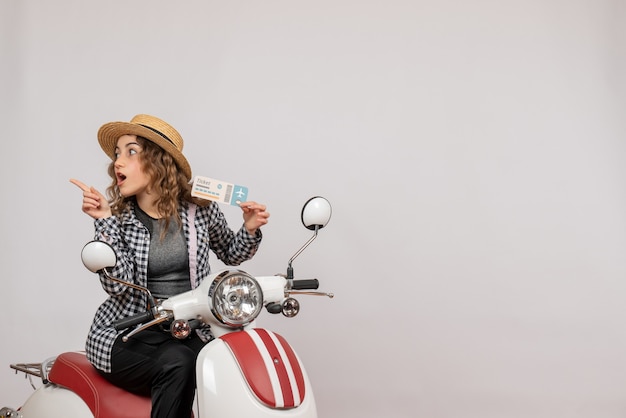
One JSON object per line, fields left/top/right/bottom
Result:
{"left": 121, "top": 311, "right": 172, "bottom": 342}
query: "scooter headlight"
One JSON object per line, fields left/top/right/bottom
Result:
{"left": 209, "top": 270, "right": 263, "bottom": 327}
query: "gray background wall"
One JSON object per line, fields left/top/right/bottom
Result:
{"left": 1, "top": 1, "right": 625, "bottom": 417}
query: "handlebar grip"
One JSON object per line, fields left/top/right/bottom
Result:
{"left": 112, "top": 311, "right": 154, "bottom": 331}
{"left": 292, "top": 279, "right": 319, "bottom": 290}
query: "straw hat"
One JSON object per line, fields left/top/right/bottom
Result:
{"left": 97, "top": 114, "right": 192, "bottom": 180}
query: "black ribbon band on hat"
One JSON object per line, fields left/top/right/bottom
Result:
{"left": 138, "top": 124, "right": 175, "bottom": 146}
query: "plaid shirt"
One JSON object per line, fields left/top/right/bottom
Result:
{"left": 85, "top": 200, "right": 261, "bottom": 373}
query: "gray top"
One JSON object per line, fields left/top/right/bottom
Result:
{"left": 135, "top": 205, "right": 192, "bottom": 299}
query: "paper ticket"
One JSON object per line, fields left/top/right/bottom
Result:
{"left": 190, "top": 175, "right": 249, "bottom": 206}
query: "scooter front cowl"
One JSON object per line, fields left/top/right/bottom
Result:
{"left": 196, "top": 328, "right": 317, "bottom": 418}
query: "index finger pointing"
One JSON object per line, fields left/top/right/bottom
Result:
{"left": 69, "top": 178, "right": 90, "bottom": 192}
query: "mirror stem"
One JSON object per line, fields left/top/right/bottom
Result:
{"left": 287, "top": 225, "right": 320, "bottom": 281}
{"left": 102, "top": 268, "right": 158, "bottom": 309}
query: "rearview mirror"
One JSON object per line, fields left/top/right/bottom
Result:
{"left": 81, "top": 240, "right": 117, "bottom": 273}
{"left": 301, "top": 196, "right": 332, "bottom": 230}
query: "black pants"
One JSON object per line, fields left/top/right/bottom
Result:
{"left": 99, "top": 328, "right": 208, "bottom": 418}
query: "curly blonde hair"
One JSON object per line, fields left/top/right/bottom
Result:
{"left": 105, "top": 136, "right": 208, "bottom": 238}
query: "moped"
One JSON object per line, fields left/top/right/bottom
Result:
{"left": 1, "top": 196, "right": 333, "bottom": 418}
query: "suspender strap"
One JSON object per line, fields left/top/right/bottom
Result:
{"left": 187, "top": 203, "right": 199, "bottom": 289}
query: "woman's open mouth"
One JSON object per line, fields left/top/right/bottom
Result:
{"left": 116, "top": 172, "right": 127, "bottom": 186}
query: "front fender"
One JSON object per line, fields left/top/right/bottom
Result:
{"left": 196, "top": 328, "right": 317, "bottom": 418}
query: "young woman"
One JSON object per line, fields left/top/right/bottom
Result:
{"left": 70, "top": 114, "right": 270, "bottom": 418}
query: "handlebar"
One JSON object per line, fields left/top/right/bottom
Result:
{"left": 292, "top": 279, "right": 319, "bottom": 290}
{"left": 112, "top": 311, "right": 154, "bottom": 331}
{"left": 112, "top": 278, "right": 325, "bottom": 331}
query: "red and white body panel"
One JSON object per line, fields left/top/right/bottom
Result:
{"left": 196, "top": 328, "right": 317, "bottom": 418}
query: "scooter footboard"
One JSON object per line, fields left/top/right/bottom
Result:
{"left": 196, "top": 328, "right": 317, "bottom": 417}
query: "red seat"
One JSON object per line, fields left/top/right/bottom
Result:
{"left": 48, "top": 351, "right": 151, "bottom": 418}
